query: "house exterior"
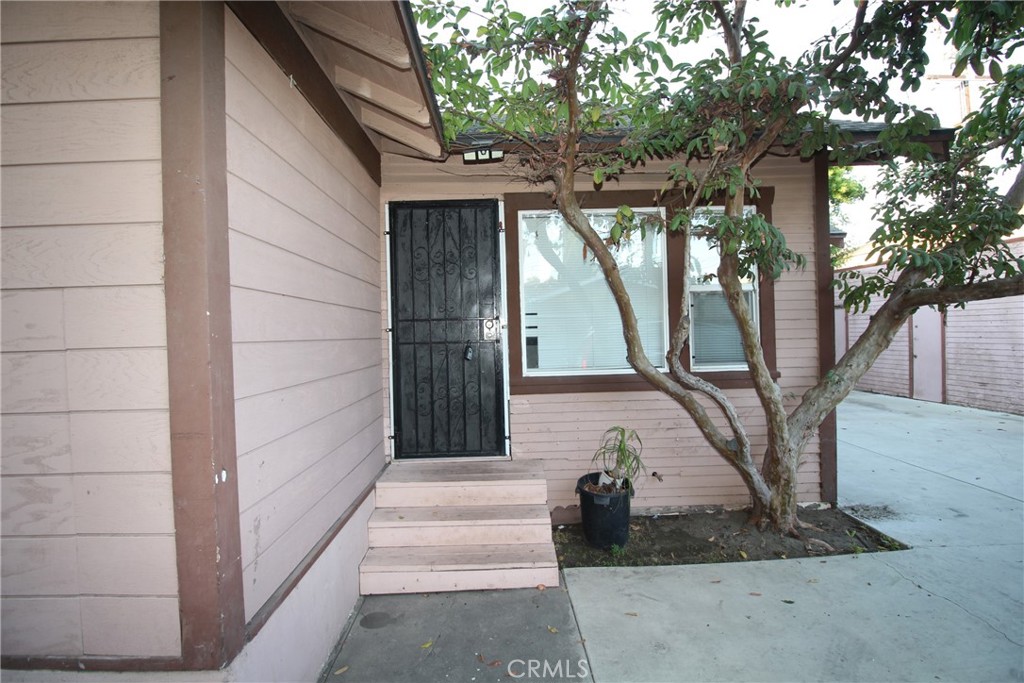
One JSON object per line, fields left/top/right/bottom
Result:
{"left": 835, "top": 235, "right": 1024, "bottom": 414}
{"left": 1, "top": 2, "right": 444, "bottom": 678}
{"left": 2, "top": 1, "right": 843, "bottom": 679}
{"left": 378, "top": 155, "right": 840, "bottom": 512}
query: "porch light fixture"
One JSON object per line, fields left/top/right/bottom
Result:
{"left": 462, "top": 148, "right": 505, "bottom": 164}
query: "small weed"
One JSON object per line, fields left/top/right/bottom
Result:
{"left": 609, "top": 544, "right": 626, "bottom": 558}
{"left": 877, "top": 534, "right": 906, "bottom": 551}
{"left": 852, "top": 545, "right": 866, "bottom": 554}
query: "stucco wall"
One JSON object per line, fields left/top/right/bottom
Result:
{"left": 1, "top": 1, "right": 180, "bottom": 658}
{"left": 379, "top": 153, "right": 824, "bottom": 509}
{"left": 224, "top": 11, "right": 386, "bottom": 621}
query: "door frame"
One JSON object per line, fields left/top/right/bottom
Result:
{"left": 384, "top": 199, "right": 511, "bottom": 459}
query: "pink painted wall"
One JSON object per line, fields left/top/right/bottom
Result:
{"left": 844, "top": 295, "right": 912, "bottom": 398}
{"left": 380, "top": 153, "right": 826, "bottom": 509}
{"left": 944, "top": 238, "right": 1024, "bottom": 414}
{"left": 837, "top": 238, "right": 1023, "bottom": 414}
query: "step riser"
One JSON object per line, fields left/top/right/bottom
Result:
{"left": 375, "top": 484, "right": 547, "bottom": 507}
{"left": 362, "top": 462, "right": 558, "bottom": 595}
{"left": 361, "top": 567, "right": 561, "bottom": 595}
{"left": 369, "top": 524, "right": 552, "bottom": 547}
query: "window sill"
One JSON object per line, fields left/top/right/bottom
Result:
{"left": 510, "top": 369, "right": 781, "bottom": 395}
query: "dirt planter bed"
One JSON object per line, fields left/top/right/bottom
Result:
{"left": 553, "top": 506, "right": 906, "bottom": 568}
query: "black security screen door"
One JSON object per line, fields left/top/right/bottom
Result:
{"left": 389, "top": 201, "right": 505, "bottom": 458}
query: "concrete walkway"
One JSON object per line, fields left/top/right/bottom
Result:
{"left": 325, "top": 393, "right": 1023, "bottom": 682}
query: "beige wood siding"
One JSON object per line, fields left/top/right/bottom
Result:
{"left": 943, "top": 239, "right": 1023, "bottom": 414}
{"left": 380, "top": 154, "right": 824, "bottom": 509}
{"left": 224, "top": 12, "right": 385, "bottom": 622}
{"left": 842, "top": 301, "right": 1024, "bottom": 411}
{"left": 846, "top": 295, "right": 912, "bottom": 398}
{"left": 945, "top": 296, "right": 1023, "bottom": 413}
{"left": 0, "top": 1, "right": 179, "bottom": 659}
{"left": 839, "top": 241, "right": 1022, "bottom": 414}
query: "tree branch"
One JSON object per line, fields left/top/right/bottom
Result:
{"left": 711, "top": 0, "right": 741, "bottom": 63}
{"left": 1003, "top": 163, "right": 1024, "bottom": 211}
{"left": 822, "top": 0, "right": 869, "bottom": 78}
{"left": 667, "top": 234, "right": 756, "bottom": 478}
{"left": 953, "top": 117, "right": 1024, "bottom": 175}
{"left": 901, "top": 273, "right": 1024, "bottom": 309}
{"left": 740, "top": 0, "right": 867, "bottom": 166}
{"left": 733, "top": 0, "right": 747, "bottom": 36}
{"left": 717, "top": 195, "right": 790, "bottom": 457}
{"left": 548, "top": 2, "right": 771, "bottom": 504}
{"left": 788, "top": 268, "right": 924, "bottom": 453}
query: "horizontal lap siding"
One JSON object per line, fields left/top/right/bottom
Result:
{"left": 759, "top": 159, "right": 825, "bottom": 501}
{"left": 944, "top": 239, "right": 1023, "bottom": 414}
{"left": 224, "top": 12, "right": 384, "bottom": 622}
{"left": 381, "top": 154, "right": 823, "bottom": 508}
{"left": 840, "top": 240, "right": 1022, "bottom": 413}
{"left": 759, "top": 157, "right": 819, "bottom": 389}
{"left": 0, "top": 1, "right": 179, "bottom": 659}
{"left": 512, "top": 391, "right": 820, "bottom": 510}
{"left": 845, "top": 290, "right": 911, "bottom": 398}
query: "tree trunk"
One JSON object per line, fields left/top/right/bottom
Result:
{"left": 752, "top": 442, "right": 799, "bottom": 534}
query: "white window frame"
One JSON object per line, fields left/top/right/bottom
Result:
{"left": 518, "top": 207, "right": 670, "bottom": 377}
{"left": 688, "top": 206, "right": 759, "bottom": 372}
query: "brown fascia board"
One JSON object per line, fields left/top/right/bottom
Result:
{"left": 453, "top": 124, "right": 958, "bottom": 162}
{"left": 828, "top": 122, "right": 957, "bottom": 164}
{"left": 395, "top": 0, "right": 447, "bottom": 159}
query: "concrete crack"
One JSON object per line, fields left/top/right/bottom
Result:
{"left": 562, "top": 571, "right": 597, "bottom": 683}
{"left": 872, "top": 554, "right": 1023, "bottom": 647}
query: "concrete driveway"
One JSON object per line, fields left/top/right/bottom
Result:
{"left": 836, "top": 392, "right": 1023, "bottom": 668}
{"left": 564, "top": 392, "right": 1023, "bottom": 682}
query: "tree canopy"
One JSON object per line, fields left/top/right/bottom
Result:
{"left": 417, "top": 0, "right": 1024, "bottom": 533}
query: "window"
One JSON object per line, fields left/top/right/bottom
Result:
{"left": 519, "top": 208, "right": 668, "bottom": 376}
{"left": 504, "top": 190, "right": 777, "bottom": 393}
{"left": 688, "top": 207, "right": 758, "bottom": 371}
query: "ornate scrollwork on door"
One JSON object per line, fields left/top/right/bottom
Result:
{"left": 389, "top": 201, "right": 504, "bottom": 458}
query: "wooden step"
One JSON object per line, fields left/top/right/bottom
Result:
{"left": 375, "top": 461, "right": 548, "bottom": 507}
{"left": 377, "top": 460, "right": 545, "bottom": 484}
{"left": 360, "top": 543, "right": 560, "bottom": 595}
{"left": 368, "top": 504, "right": 552, "bottom": 547}
{"left": 360, "top": 461, "right": 559, "bottom": 595}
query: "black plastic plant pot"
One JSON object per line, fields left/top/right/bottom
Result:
{"left": 576, "top": 472, "right": 631, "bottom": 550}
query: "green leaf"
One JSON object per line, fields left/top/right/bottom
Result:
{"left": 989, "top": 60, "right": 1003, "bottom": 82}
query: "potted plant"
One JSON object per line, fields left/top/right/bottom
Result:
{"left": 575, "top": 426, "right": 646, "bottom": 550}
